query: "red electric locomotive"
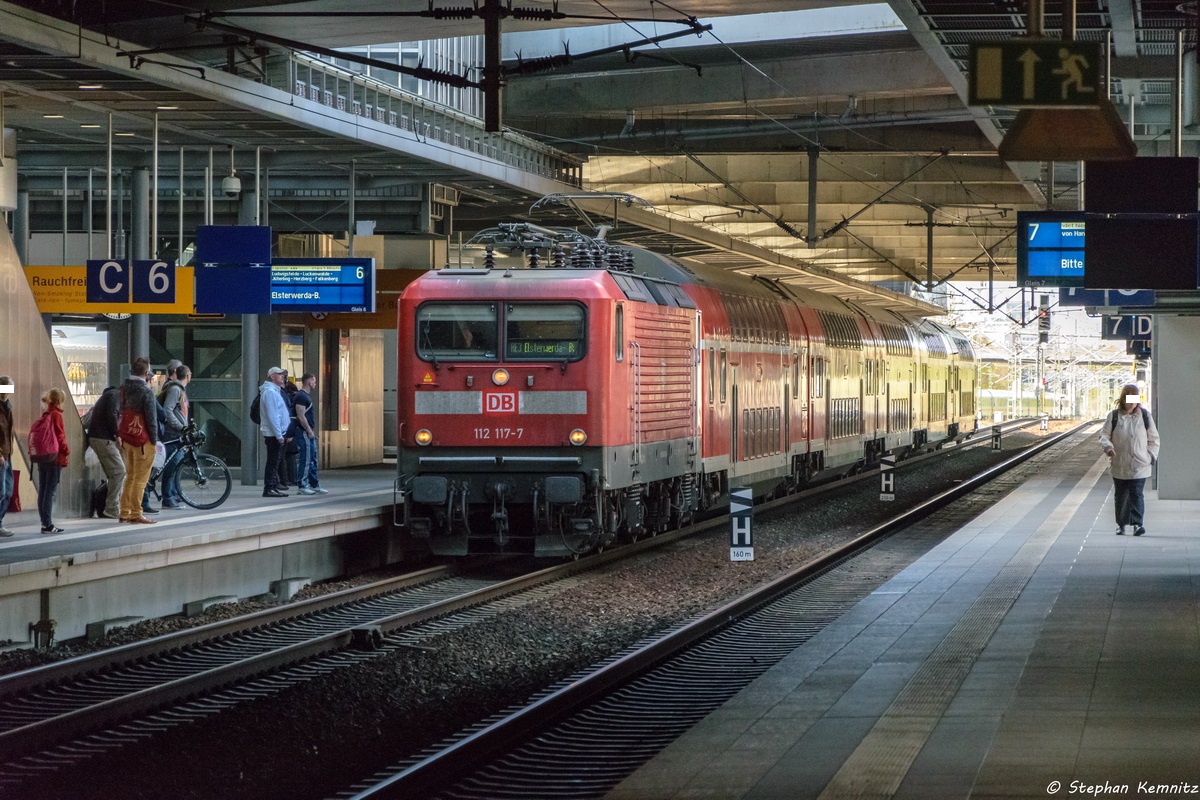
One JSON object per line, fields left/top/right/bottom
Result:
{"left": 396, "top": 224, "right": 977, "bottom": 557}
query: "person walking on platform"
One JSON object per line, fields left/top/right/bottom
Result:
{"left": 0, "top": 376, "right": 15, "bottom": 537}
{"left": 118, "top": 358, "right": 159, "bottom": 525}
{"left": 1099, "top": 383, "right": 1160, "bottom": 536}
{"left": 259, "top": 366, "right": 291, "bottom": 498}
{"left": 87, "top": 384, "right": 126, "bottom": 520}
{"left": 31, "top": 388, "right": 69, "bottom": 534}
{"left": 157, "top": 365, "right": 191, "bottom": 510}
{"left": 294, "top": 372, "right": 327, "bottom": 495}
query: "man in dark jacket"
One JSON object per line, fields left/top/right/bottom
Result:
{"left": 118, "top": 358, "right": 159, "bottom": 524}
{"left": 0, "top": 376, "right": 14, "bottom": 537}
{"left": 87, "top": 385, "right": 125, "bottom": 520}
{"left": 157, "top": 365, "right": 191, "bottom": 509}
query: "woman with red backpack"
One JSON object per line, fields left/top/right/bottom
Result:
{"left": 28, "top": 387, "right": 69, "bottom": 534}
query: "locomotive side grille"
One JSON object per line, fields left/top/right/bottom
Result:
{"left": 633, "top": 312, "right": 697, "bottom": 440}
{"left": 959, "top": 388, "right": 975, "bottom": 417}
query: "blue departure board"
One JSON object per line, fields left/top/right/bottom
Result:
{"left": 1017, "top": 212, "right": 1086, "bottom": 287}
{"left": 270, "top": 258, "right": 376, "bottom": 313}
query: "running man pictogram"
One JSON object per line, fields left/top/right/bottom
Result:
{"left": 1053, "top": 48, "right": 1096, "bottom": 100}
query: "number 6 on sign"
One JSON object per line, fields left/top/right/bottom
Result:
{"left": 132, "top": 260, "right": 176, "bottom": 304}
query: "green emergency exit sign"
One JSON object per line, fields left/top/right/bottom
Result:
{"left": 969, "top": 41, "right": 1102, "bottom": 107}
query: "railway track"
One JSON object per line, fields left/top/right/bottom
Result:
{"left": 338, "top": 420, "right": 1093, "bottom": 800}
{"left": 0, "top": 418, "right": 1044, "bottom": 790}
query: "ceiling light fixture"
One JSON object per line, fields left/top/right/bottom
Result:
{"left": 80, "top": 123, "right": 101, "bottom": 128}
{"left": 42, "top": 114, "right": 64, "bottom": 119}
{"left": 115, "top": 132, "right": 135, "bottom": 137}
{"left": 156, "top": 105, "right": 178, "bottom": 110}
{"left": 78, "top": 83, "right": 103, "bottom": 90}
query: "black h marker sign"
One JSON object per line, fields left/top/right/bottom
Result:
{"left": 880, "top": 454, "right": 896, "bottom": 502}
{"left": 991, "top": 425, "right": 1002, "bottom": 450}
{"left": 730, "top": 487, "right": 753, "bottom": 561}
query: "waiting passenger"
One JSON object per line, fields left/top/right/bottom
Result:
{"left": 118, "top": 358, "right": 159, "bottom": 525}
{"left": 1099, "top": 383, "right": 1160, "bottom": 536}
{"left": 87, "top": 384, "right": 126, "bottom": 520}
{"left": 259, "top": 367, "right": 291, "bottom": 498}
{"left": 0, "top": 377, "right": 15, "bottom": 537}
{"left": 31, "top": 388, "right": 69, "bottom": 534}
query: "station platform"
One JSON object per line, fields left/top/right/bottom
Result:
{"left": 0, "top": 464, "right": 400, "bottom": 644}
{"left": 611, "top": 437, "right": 1200, "bottom": 799}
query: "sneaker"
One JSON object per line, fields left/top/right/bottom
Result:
{"left": 1116, "top": 526, "right": 1125, "bottom": 535}
{"left": 313, "top": 487, "right": 329, "bottom": 494}
{"left": 298, "top": 487, "right": 316, "bottom": 495}
{"left": 40, "top": 526, "right": 65, "bottom": 534}
{"left": 0, "top": 527, "right": 13, "bottom": 538}
{"left": 142, "top": 506, "right": 160, "bottom": 515}
{"left": 161, "top": 501, "right": 185, "bottom": 510}
{"left": 263, "top": 490, "right": 289, "bottom": 498}
{"left": 1134, "top": 526, "right": 1146, "bottom": 537}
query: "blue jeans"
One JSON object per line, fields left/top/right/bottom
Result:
{"left": 160, "top": 440, "right": 182, "bottom": 503}
{"left": 1113, "top": 477, "right": 1146, "bottom": 528}
{"left": 298, "top": 434, "right": 319, "bottom": 488}
{"left": 0, "top": 459, "right": 12, "bottom": 525}
{"left": 37, "top": 462, "right": 62, "bottom": 528}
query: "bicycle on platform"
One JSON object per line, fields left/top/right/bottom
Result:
{"left": 150, "top": 423, "right": 233, "bottom": 510}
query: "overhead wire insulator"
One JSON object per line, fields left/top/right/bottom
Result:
{"left": 510, "top": 7, "right": 565, "bottom": 20}
{"left": 484, "top": 245, "right": 496, "bottom": 270}
{"left": 551, "top": 246, "right": 565, "bottom": 268}
{"left": 527, "top": 249, "right": 541, "bottom": 268}
{"left": 429, "top": 7, "right": 477, "bottom": 20}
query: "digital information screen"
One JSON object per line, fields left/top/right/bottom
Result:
{"left": 1017, "top": 212, "right": 1086, "bottom": 287}
{"left": 270, "top": 258, "right": 376, "bottom": 313}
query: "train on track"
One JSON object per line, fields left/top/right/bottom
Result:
{"left": 395, "top": 224, "right": 979, "bottom": 557}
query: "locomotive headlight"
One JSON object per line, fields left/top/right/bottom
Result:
{"left": 414, "top": 429, "right": 433, "bottom": 446}
{"left": 492, "top": 368, "right": 510, "bottom": 386}
{"left": 569, "top": 428, "right": 587, "bottom": 446}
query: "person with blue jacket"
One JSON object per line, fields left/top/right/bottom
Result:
{"left": 259, "top": 366, "right": 291, "bottom": 498}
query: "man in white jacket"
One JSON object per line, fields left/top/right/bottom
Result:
{"left": 259, "top": 366, "right": 291, "bottom": 498}
{"left": 1098, "top": 383, "right": 1160, "bottom": 536}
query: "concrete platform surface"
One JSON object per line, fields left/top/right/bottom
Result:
{"left": 610, "top": 444, "right": 1200, "bottom": 799}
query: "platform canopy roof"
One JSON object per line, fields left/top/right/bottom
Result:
{"left": 0, "top": 0, "right": 1190, "bottom": 312}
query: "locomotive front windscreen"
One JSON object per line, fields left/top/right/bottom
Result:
{"left": 505, "top": 303, "right": 586, "bottom": 361}
{"left": 417, "top": 303, "right": 499, "bottom": 360}
{"left": 415, "top": 302, "right": 585, "bottom": 362}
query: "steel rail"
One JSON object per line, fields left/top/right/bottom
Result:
{"left": 346, "top": 421, "right": 1093, "bottom": 799}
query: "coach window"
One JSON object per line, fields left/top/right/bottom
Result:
{"left": 416, "top": 302, "right": 498, "bottom": 361}
{"left": 811, "top": 356, "right": 824, "bottom": 398}
{"left": 505, "top": 303, "right": 586, "bottom": 361}
{"left": 615, "top": 304, "right": 625, "bottom": 362}
{"left": 792, "top": 353, "right": 799, "bottom": 400}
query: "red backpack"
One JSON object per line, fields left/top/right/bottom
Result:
{"left": 28, "top": 413, "right": 59, "bottom": 463}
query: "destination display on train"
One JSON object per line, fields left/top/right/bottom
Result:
{"left": 270, "top": 258, "right": 376, "bottom": 313}
{"left": 1017, "top": 212, "right": 1086, "bottom": 287}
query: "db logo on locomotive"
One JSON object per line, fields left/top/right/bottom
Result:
{"left": 484, "top": 392, "right": 517, "bottom": 413}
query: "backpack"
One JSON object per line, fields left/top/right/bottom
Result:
{"left": 118, "top": 385, "right": 151, "bottom": 447}
{"left": 1110, "top": 407, "right": 1150, "bottom": 432}
{"left": 249, "top": 391, "right": 262, "bottom": 425}
{"left": 80, "top": 406, "right": 94, "bottom": 448}
{"left": 28, "top": 413, "right": 59, "bottom": 463}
